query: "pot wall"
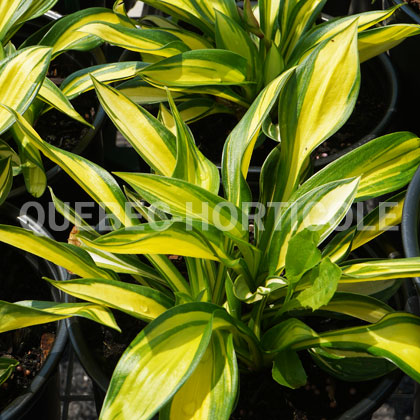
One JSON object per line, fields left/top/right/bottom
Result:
{"left": 0, "top": 203, "right": 68, "bottom": 420}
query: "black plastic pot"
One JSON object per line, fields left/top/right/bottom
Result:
{"left": 382, "top": 0, "right": 420, "bottom": 137}
{"left": 65, "top": 294, "right": 108, "bottom": 416}
{"left": 386, "top": 0, "right": 420, "bottom": 24}
{"left": 0, "top": 202, "right": 68, "bottom": 420}
{"left": 323, "top": 0, "right": 373, "bottom": 16}
{"left": 401, "top": 164, "right": 420, "bottom": 420}
{"left": 53, "top": 0, "right": 138, "bottom": 14}
{"left": 7, "top": 12, "right": 106, "bottom": 200}
{"left": 402, "top": 164, "right": 420, "bottom": 295}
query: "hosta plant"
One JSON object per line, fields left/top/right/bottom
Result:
{"left": 0, "top": 0, "right": 135, "bottom": 202}
{"left": 50, "top": 0, "right": 420, "bottom": 125}
{"left": 2, "top": 19, "right": 420, "bottom": 420}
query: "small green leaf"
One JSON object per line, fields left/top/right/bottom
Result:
{"left": 309, "top": 348, "right": 396, "bottom": 382}
{"left": 264, "top": 43, "right": 284, "bottom": 85}
{"left": 234, "top": 276, "right": 287, "bottom": 303}
{"left": 272, "top": 350, "right": 307, "bottom": 389}
{"left": 0, "top": 357, "right": 19, "bottom": 386}
{"left": 285, "top": 229, "right": 321, "bottom": 283}
{"left": 294, "top": 258, "right": 341, "bottom": 310}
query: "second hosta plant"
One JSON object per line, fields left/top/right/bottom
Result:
{"left": 58, "top": 0, "right": 420, "bottom": 124}
{"left": 2, "top": 19, "right": 420, "bottom": 419}
{"left": 0, "top": 0, "right": 136, "bottom": 202}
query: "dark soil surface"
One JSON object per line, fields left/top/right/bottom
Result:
{"left": 35, "top": 91, "right": 96, "bottom": 154}
{"left": 79, "top": 309, "right": 146, "bottom": 380}
{"left": 231, "top": 355, "right": 382, "bottom": 420}
{"left": 36, "top": 53, "right": 97, "bottom": 154}
{"left": 0, "top": 242, "right": 56, "bottom": 412}
{"left": 405, "top": 0, "right": 420, "bottom": 11}
{"left": 190, "top": 113, "right": 237, "bottom": 164}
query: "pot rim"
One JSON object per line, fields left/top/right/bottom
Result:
{"left": 390, "top": 0, "right": 420, "bottom": 24}
{"left": 402, "top": 164, "right": 420, "bottom": 294}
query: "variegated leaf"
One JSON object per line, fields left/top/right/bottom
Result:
{"left": 92, "top": 77, "right": 176, "bottom": 176}
{"left": 10, "top": 121, "right": 46, "bottom": 198}
{"left": 115, "top": 172, "right": 248, "bottom": 240}
{"left": 222, "top": 68, "right": 294, "bottom": 208}
{"left": 215, "top": 10, "right": 259, "bottom": 80}
{"left": 266, "top": 178, "right": 359, "bottom": 275}
{"left": 0, "top": 46, "right": 51, "bottom": 135}
{"left": 275, "top": 20, "right": 360, "bottom": 202}
{"left": 264, "top": 313, "right": 420, "bottom": 384}
{"left": 60, "top": 61, "right": 148, "bottom": 100}
{"left": 37, "top": 7, "right": 134, "bottom": 57}
{"left": 139, "top": 49, "right": 250, "bottom": 88}
{"left": 358, "top": 24, "right": 420, "bottom": 63}
{"left": 117, "top": 78, "right": 186, "bottom": 105}
{"left": 78, "top": 221, "right": 232, "bottom": 263}
{"left": 340, "top": 258, "right": 420, "bottom": 282}
{"left": 100, "top": 303, "right": 217, "bottom": 420}
{"left": 0, "top": 300, "right": 120, "bottom": 333}
{"left": 160, "top": 331, "right": 237, "bottom": 420}
{"left": 45, "top": 277, "right": 173, "bottom": 322}
{"left": 296, "top": 132, "right": 420, "bottom": 201}
{"left": 0, "top": 224, "right": 114, "bottom": 279}
{"left": 38, "top": 77, "right": 92, "bottom": 127}
{"left": 287, "top": 6, "right": 401, "bottom": 65}
{"left": 3, "top": 106, "right": 137, "bottom": 227}
{"left": 78, "top": 22, "right": 190, "bottom": 58}
{"left": 167, "top": 91, "right": 220, "bottom": 194}
{"left": 259, "top": 0, "right": 281, "bottom": 41}
{"left": 281, "top": 0, "right": 326, "bottom": 59}
{"left": 0, "top": 157, "right": 12, "bottom": 205}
